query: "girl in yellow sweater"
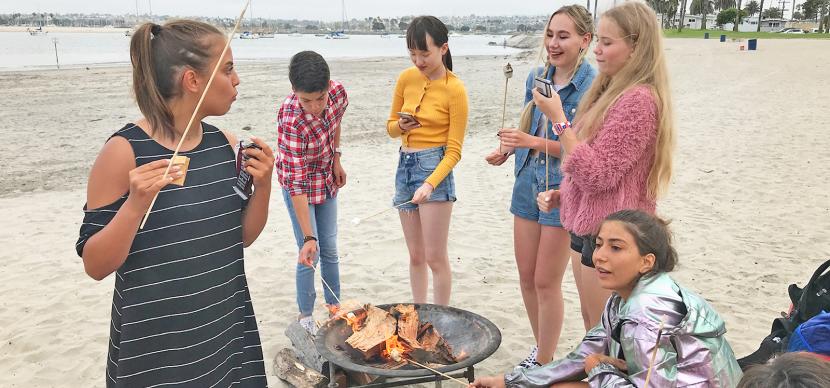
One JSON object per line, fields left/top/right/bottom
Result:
{"left": 386, "top": 16, "right": 469, "bottom": 306}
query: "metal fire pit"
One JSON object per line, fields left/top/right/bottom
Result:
{"left": 315, "top": 303, "right": 501, "bottom": 387}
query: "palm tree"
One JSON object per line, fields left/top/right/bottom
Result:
{"left": 756, "top": 0, "right": 766, "bottom": 31}
{"left": 734, "top": 0, "right": 744, "bottom": 30}
{"left": 744, "top": 0, "right": 761, "bottom": 15}
{"left": 691, "top": 0, "right": 715, "bottom": 28}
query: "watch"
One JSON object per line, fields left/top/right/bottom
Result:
{"left": 303, "top": 235, "right": 318, "bottom": 243}
{"left": 334, "top": 147, "right": 342, "bottom": 156}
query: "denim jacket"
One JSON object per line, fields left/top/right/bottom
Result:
{"left": 513, "top": 61, "right": 596, "bottom": 186}
{"left": 504, "top": 273, "right": 743, "bottom": 387}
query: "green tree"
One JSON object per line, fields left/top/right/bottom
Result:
{"left": 715, "top": 0, "right": 737, "bottom": 11}
{"left": 762, "top": 6, "right": 783, "bottom": 18}
{"left": 691, "top": 0, "right": 715, "bottom": 29}
{"left": 691, "top": 0, "right": 715, "bottom": 14}
{"left": 717, "top": 7, "right": 747, "bottom": 25}
{"left": 744, "top": 0, "right": 760, "bottom": 15}
{"left": 647, "top": 0, "right": 680, "bottom": 28}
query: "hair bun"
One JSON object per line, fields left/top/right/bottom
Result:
{"left": 150, "top": 24, "right": 162, "bottom": 37}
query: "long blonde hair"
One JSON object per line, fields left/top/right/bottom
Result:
{"left": 575, "top": 2, "right": 674, "bottom": 198}
{"left": 517, "top": 5, "right": 594, "bottom": 133}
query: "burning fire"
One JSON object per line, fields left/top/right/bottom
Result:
{"left": 382, "top": 335, "right": 407, "bottom": 362}
{"left": 339, "top": 311, "right": 363, "bottom": 332}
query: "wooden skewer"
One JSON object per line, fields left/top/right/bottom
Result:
{"left": 499, "top": 62, "right": 512, "bottom": 154}
{"left": 545, "top": 117, "right": 549, "bottom": 192}
{"left": 644, "top": 315, "right": 668, "bottom": 388}
{"left": 406, "top": 358, "right": 468, "bottom": 387}
{"left": 307, "top": 263, "right": 368, "bottom": 315}
{"left": 352, "top": 200, "right": 413, "bottom": 225}
{"left": 139, "top": 0, "right": 252, "bottom": 229}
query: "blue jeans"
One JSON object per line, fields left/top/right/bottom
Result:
{"left": 282, "top": 189, "right": 340, "bottom": 316}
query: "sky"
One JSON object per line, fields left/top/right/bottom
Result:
{"left": 0, "top": 0, "right": 620, "bottom": 21}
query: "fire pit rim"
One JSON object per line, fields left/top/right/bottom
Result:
{"left": 314, "top": 303, "right": 502, "bottom": 378}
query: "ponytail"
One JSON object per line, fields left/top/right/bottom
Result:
{"left": 129, "top": 20, "right": 223, "bottom": 140}
{"left": 444, "top": 48, "right": 453, "bottom": 71}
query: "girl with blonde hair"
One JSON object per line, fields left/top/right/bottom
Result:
{"left": 535, "top": 1, "right": 677, "bottom": 330}
{"left": 485, "top": 4, "right": 596, "bottom": 367}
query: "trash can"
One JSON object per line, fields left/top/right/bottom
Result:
{"left": 748, "top": 38, "right": 758, "bottom": 50}
{"left": 720, "top": 34, "right": 726, "bottom": 42}
{"left": 704, "top": 32, "right": 710, "bottom": 39}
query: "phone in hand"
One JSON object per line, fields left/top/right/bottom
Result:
{"left": 397, "top": 112, "right": 420, "bottom": 124}
{"left": 533, "top": 77, "right": 553, "bottom": 98}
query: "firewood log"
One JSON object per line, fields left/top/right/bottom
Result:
{"left": 391, "top": 304, "right": 421, "bottom": 349}
{"left": 346, "top": 305, "right": 396, "bottom": 354}
{"left": 273, "top": 348, "right": 328, "bottom": 388}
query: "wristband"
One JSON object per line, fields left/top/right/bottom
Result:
{"left": 303, "top": 235, "right": 318, "bottom": 243}
{"left": 553, "top": 121, "right": 572, "bottom": 136}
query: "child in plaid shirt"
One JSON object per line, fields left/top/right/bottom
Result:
{"left": 276, "top": 51, "right": 348, "bottom": 333}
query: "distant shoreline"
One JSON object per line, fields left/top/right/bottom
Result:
{"left": 0, "top": 26, "right": 131, "bottom": 33}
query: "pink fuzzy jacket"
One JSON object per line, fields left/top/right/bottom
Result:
{"left": 560, "top": 85, "right": 658, "bottom": 236}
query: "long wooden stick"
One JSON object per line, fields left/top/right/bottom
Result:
{"left": 644, "top": 315, "right": 668, "bottom": 388}
{"left": 545, "top": 117, "right": 549, "bottom": 191}
{"left": 353, "top": 200, "right": 413, "bottom": 224}
{"left": 139, "top": 0, "right": 252, "bottom": 229}
{"left": 406, "top": 359, "right": 468, "bottom": 387}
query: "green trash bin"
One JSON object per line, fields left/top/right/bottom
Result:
{"left": 705, "top": 32, "right": 710, "bottom": 39}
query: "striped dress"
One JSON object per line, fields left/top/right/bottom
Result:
{"left": 76, "top": 123, "right": 267, "bottom": 387}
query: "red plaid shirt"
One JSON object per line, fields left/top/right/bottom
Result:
{"left": 276, "top": 80, "right": 348, "bottom": 204}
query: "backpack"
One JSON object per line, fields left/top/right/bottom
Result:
{"left": 737, "top": 258, "right": 830, "bottom": 370}
{"left": 787, "top": 311, "right": 830, "bottom": 355}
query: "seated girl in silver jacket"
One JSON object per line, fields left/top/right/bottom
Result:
{"left": 471, "top": 210, "right": 743, "bottom": 387}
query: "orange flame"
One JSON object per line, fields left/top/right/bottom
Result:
{"left": 339, "top": 311, "right": 363, "bottom": 332}
{"left": 382, "top": 335, "right": 407, "bottom": 361}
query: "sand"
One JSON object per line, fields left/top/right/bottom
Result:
{"left": 1, "top": 38, "right": 829, "bottom": 387}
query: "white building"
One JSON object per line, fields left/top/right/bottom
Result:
{"left": 675, "top": 14, "right": 718, "bottom": 30}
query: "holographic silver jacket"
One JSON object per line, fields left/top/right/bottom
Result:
{"left": 505, "top": 273, "right": 743, "bottom": 387}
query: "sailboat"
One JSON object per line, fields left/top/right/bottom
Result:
{"left": 327, "top": 0, "right": 350, "bottom": 39}
{"left": 240, "top": 0, "right": 260, "bottom": 39}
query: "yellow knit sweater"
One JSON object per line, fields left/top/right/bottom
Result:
{"left": 386, "top": 67, "right": 469, "bottom": 188}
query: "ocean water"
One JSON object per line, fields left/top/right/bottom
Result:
{"left": 0, "top": 32, "right": 520, "bottom": 70}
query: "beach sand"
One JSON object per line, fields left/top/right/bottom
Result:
{"left": 1, "top": 38, "right": 829, "bottom": 386}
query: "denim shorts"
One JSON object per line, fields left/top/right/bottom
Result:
{"left": 394, "top": 146, "right": 456, "bottom": 211}
{"left": 509, "top": 154, "right": 562, "bottom": 227}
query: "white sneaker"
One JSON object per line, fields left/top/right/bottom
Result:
{"left": 299, "top": 315, "right": 317, "bottom": 335}
{"left": 516, "top": 345, "right": 540, "bottom": 369}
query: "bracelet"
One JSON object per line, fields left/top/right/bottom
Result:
{"left": 303, "top": 235, "right": 318, "bottom": 243}
{"left": 553, "top": 121, "right": 571, "bottom": 136}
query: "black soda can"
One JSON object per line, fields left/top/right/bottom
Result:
{"left": 233, "top": 140, "right": 262, "bottom": 200}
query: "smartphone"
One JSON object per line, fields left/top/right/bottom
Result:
{"left": 397, "top": 112, "right": 419, "bottom": 124}
{"left": 533, "top": 77, "right": 553, "bottom": 98}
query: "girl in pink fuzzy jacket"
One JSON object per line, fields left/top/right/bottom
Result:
{"left": 535, "top": 2, "right": 676, "bottom": 330}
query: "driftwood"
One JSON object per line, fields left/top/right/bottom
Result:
{"left": 285, "top": 321, "right": 326, "bottom": 373}
{"left": 273, "top": 348, "right": 327, "bottom": 388}
{"left": 346, "top": 305, "right": 396, "bottom": 353}
{"left": 284, "top": 320, "right": 379, "bottom": 387}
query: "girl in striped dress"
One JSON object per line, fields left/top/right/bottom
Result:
{"left": 76, "top": 20, "right": 273, "bottom": 387}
